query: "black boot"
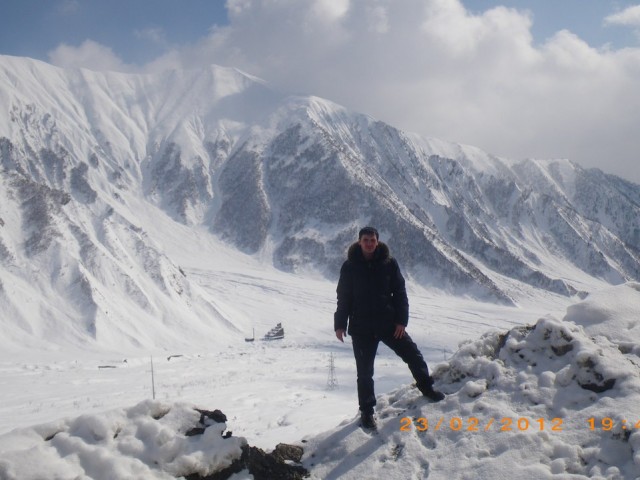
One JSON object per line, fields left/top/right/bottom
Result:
{"left": 360, "top": 411, "right": 377, "bottom": 430}
{"left": 418, "top": 383, "right": 445, "bottom": 402}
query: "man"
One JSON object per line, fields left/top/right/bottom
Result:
{"left": 334, "top": 226, "right": 444, "bottom": 430}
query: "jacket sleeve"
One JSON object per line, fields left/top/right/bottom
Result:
{"left": 334, "top": 261, "right": 352, "bottom": 331}
{"left": 390, "top": 259, "right": 409, "bottom": 326}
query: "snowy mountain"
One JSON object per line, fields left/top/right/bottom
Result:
{"left": 0, "top": 55, "right": 639, "bottom": 350}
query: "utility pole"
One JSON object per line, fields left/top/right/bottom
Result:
{"left": 150, "top": 356, "right": 156, "bottom": 399}
{"left": 327, "top": 352, "right": 338, "bottom": 390}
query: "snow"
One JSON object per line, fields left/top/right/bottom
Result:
{"left": 0, "top": 401, "right": 244, "bottom": 480}
{"left": 305, "top": 282, "right": 640, "bottom": 479}
{"left": 565, "top": 282, "right": 640, "bottom": 344}
{"left": 1, "top": 255, "right": 639, "bottom": 479}
{"left": 1, "top": 54, "right": 639, "bottom": 478}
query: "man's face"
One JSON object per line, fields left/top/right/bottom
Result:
{"left": 359, "top": 234, "right": 378, "bottom": 257}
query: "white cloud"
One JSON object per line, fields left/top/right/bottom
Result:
{"left": 605, "top": 4, "right": 640, "bottom": 46}
{"left": 604, "top": 5, "right": 640, "bottom": 27}
{"left": 48, "top": 40, "right": 134, "bottom": 72}
{"left": 49, "top": 0, "right": 640, "bottom": 183}
{"left": 310, "top": 0, "right": 350, "bottom": 22}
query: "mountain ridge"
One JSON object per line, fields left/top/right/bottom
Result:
{"left": 0, "top": 55, "right": 638, "bottom": 349}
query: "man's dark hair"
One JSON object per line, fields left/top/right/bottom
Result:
{"left": 358, "top": 226, "right": 379, "bottom": 240}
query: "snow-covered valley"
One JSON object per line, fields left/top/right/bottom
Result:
{"left": 1, "top": 228, "right": 562, "bottom": 450}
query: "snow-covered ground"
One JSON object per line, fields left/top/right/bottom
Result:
{"left": 2, "top": 230, "right": 639, "bottom": 479}
{"left": 307, "top": 282, "right": 640, "bottom": 479}
{"left": 0, "top": 193, "right": 635, "bottom": 479}
{"left": 0, "top": 281, "right": 552, "bottom": 446}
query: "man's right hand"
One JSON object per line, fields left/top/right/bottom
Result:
{"left": 335, "top": 329, "right": 346, "bottom": 342}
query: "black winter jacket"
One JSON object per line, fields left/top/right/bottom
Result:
{"left": 334, "top": 242, "right": 409, "bottom": 337}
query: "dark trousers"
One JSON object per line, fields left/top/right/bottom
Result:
{"left": 352, "top": 333, "right": 433, "bottom": 414}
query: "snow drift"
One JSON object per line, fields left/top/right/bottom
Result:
{"left": 306, "top": 282, "right": 640, "bottom": 479}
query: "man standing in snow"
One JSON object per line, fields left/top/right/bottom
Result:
{"left": 334, "top": 226, "right": 444, "bottom": 429}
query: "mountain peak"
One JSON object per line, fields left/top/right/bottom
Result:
{"left": 0, "top": 55, "right": 638, "bottom": 349}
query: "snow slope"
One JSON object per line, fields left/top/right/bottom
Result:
{"left": 1, "top": 283, "right": 639, "bottom": 479}
{"left": 307, "top": 282, "right": 640, "bottom": 479}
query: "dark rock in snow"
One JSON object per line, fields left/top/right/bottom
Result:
{"left": 184, "top": 408, "right": 308, "bottom": 480}
{"left": 185, "top": 443, "right": 309, "bottom": 480}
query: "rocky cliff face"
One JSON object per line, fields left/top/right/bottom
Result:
{"left": 209, "top": 98, "right": 639, "bottom": 302}
{"left": 0, "top": 55, "right": 638, "bottom": 347}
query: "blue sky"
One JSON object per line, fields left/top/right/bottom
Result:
{"left": 465, "top": 0, "right": 640, "bottom": 49}
{"left": 1, "top": 1, "right": 638, "bottom": 64}
{"left": 0, "top": 0, "right": 229, "bottom": 64}
{"left": 1, "top": 0, "right": 640, "bottom": 182}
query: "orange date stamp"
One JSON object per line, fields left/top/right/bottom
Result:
{"left": 399, "top": 416, "right": 564, "bottom": 433}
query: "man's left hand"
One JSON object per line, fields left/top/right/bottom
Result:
{"left": 393, "top": 324, "right": 406, "bottom": 339}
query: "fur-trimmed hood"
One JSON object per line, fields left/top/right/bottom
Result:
{"left": 335, "top": 240, "right": 408, "bottom": 334}
{"left": 347, "top": 241, "right": 391, "bottom": 263}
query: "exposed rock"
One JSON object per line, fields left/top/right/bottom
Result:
{"left": 579, "top": 378, "right": 616, "bottom": 393}
{"left": 185, "top": 443, "right": 309, "bottom": 480}
{"left": 272, "top": 443, "right": 305, "bottom": 463}
{"left": 185, "top": 409, "right": 228, "bottom": 436}
{"left": 0, "top": 238, "right": 11, "bottom": 263}
{"left": 12, "top": 175, "right": 69, "bottom": 256}
{"left": 183, "top": 408, "right": 308, "bottom": 480}
{"left": 148, "top": 142, "right": 212, "bottom": 223}
{"left": 70, "top": 162, "right": 97, "bottom": 203}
